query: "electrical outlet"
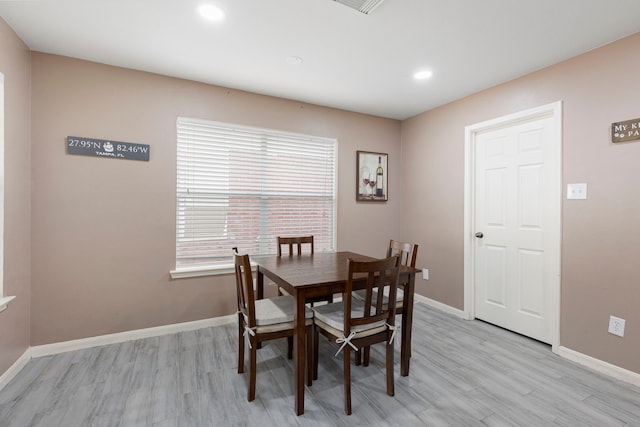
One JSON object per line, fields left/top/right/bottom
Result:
{"left": 608, "top": 316, "right": 626, "bottom": 337}
{"left": 422, "top": 268, "right": 429, "bottom": 280}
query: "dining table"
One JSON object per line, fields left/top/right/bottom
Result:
{"left": 253, "top": 250, "right": 419, "bottom": 416}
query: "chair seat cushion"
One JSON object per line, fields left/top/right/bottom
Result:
{"left": 352, "top": 287, "right": 404, "bottom": 307}
{"left": 245, "top": 295, "right": 313, "bottom": 328}
{"left": 312, "top": 300, "right": 387, "bottom": 335}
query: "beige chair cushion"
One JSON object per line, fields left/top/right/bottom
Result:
{"left": 352, "top": 287, "right": 404, "bottom": 307}
{"left": 243, "top": 295, "right": 313, "bottom": 333}
{"left": 312, "top": 300, "right": 387, "bottom": 339}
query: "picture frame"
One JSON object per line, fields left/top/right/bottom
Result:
{"left": 356, "top": 150, "right": 388, "bottom": 202}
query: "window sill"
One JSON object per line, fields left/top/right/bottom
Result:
{"left": 170, "top": 264, "right": 235, "bottom": 279}
{"left": 170, "top": 261, "right": 260, "bottom": 279}
{"left": 0, "top": 296, "right": 16, "bottom": 313}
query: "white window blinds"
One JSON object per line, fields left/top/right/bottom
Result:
{"left": 176, "top": 117, "right": 337, "bottom": 269}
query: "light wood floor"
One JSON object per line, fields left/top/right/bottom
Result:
{"left": 1, "top": 303, "right": 640, "bottom": 426}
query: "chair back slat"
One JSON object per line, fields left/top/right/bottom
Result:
{"left": 387, "top": 239, "right": 418, "bottom": 268}
{"left": 343, "top": 255, "right": 400, "bottom": 335}
{"left": 234, "top": 250, "right": 256, "bottom": 326}
{"left": 277, "top": 236, "right": 314, "bottom": 256}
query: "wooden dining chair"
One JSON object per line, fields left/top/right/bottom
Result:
{"left": 276, "top": 235, "right": 334, "bottom": 306}
{"left": 354, "top": 239, "right": 418, "bottom": 366}
{"left": 311, "top": 255, "right": 401, "bottom": 415}
{"left": 234, "top": 250, "right": 314, "bottom": 401}
{"left": 382, "top": 239, "right": 418, "bottom": 314}
{"left": 277, "top": 235, "right": 315, "bottom": 257}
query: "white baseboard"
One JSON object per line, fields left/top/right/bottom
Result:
{"left": 31, "top": 314, "right": 236, "bottom": 358}
{"left": 414, "top": 293, "right": 466, "bottom": 318}
{"left": 0, "top": 348, "right": 32, "bottom": 392}
{"left": 558, "top": 346, "right": 640, "bottom": 388}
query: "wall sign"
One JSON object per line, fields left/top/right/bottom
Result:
{"left": 612, "top": 118, "right": 640, "bottom": 143}
{"left": 67, "top": 136, "right": 150, "bottom": 161}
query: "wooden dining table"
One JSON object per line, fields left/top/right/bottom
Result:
{"left": 253, "top": 251, "right": 419, "bottom": 416}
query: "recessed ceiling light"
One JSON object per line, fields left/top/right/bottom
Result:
{"left": 198, "top": 4, "right": 225, "bottom": 22}
{"left": 414, "top": 70, "right": 433, "bottom": 80}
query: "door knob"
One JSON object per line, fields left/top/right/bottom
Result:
{"left": 475, "top": 232, "right": 483, "bottom": 238}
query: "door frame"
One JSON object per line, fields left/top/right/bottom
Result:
{"left": 463, "top": 101, "right": 562, "bottom": 353}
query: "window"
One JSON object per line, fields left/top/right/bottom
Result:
{"left": 174, "top": 117, "right": 337, "bottom": 274}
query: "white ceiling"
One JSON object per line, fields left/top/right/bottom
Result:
{"left": 2, "top": 0, "right": 640, "bottom": 120}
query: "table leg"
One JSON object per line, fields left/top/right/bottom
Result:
{"left": 256, "top": 270, "right": 264, "bottom": 350}
{"left": 256, "top": 268, "right": 264, "bottom": 300}
{"left": 400, "top": 275, "right": 415, "bottom": 376}
{"left": 294, "top": 288, "right": 306, "bottom": 415}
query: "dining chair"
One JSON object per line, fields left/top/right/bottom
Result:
{"left": 234, "top": 250, "right": 314, "bottom": 401}
{"left": 354, "top": 239, "right": 418, "bottom": 366}
{"left": 276, "top": 235, "right": 334, "bottom": 306}
{"left": 311, "top": 255, "right": 401, "bottom": 415}
{"left": 277, "top": 235, "right": 315, "bottom": 257}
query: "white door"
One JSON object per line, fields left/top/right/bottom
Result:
{"left": 471, "top": 106, "right": 560, "bottom": 345}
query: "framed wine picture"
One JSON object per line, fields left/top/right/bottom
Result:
{"left": 356, "top": 150, "right": 388, "bottom": 202}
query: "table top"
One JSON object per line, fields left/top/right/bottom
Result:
{"left": 253, "top": 251, "right": 418, "bottom": 291}
{"left": 252, "top": 251, "right": 370, "bottom": 287}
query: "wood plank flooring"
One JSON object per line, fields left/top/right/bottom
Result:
{"left": 1, "top": 303, "right": 639, "bottom": 426}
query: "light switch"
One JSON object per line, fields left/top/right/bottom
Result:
{"left": 567, "top": 183, "right": 587, "bottom": 200}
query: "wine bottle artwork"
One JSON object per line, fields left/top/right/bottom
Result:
{"left": 356, "top": 151, "right": 388, "bottom": 202}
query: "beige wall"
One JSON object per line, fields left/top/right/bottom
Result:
{"left": 401, "top": 32, "right": 640, "bottom": 374}
{"left": 0, "top": 20, "right": 31, "bottom": 374}
{"left": 29, "top": 53, "right": 401, "bottom": 345}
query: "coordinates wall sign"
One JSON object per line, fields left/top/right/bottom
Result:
{"left": 66, "top": 136, "right": 150, "bottom": 161}
{"left": 612, "top": 118, "right": 640, "bottom": 143}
